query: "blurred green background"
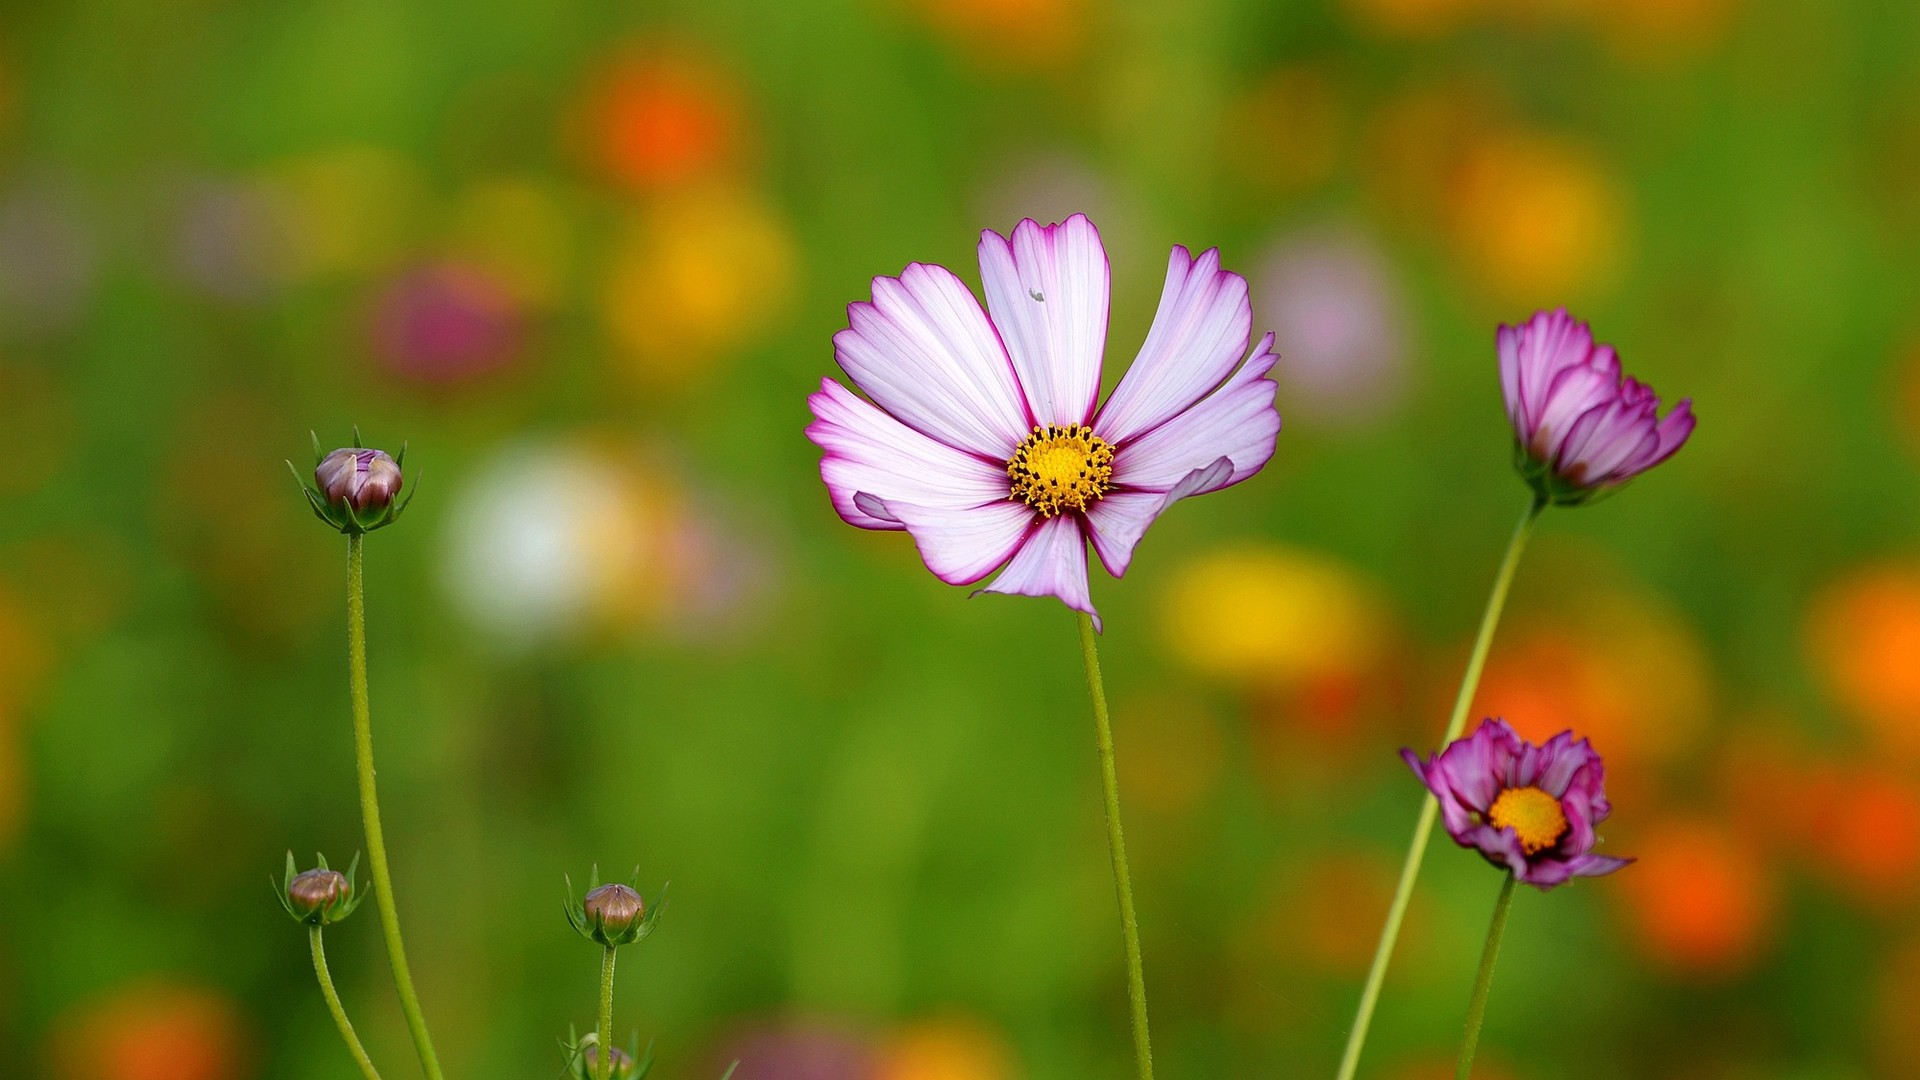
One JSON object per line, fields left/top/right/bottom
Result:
{"left": 3, "top": 0, "right": 1920, "bottom": 1077}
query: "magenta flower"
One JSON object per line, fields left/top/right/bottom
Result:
{"left": 1401, "top": 718, "right": 1632, "bottom": 890}
{"left": 1500, "top": 308, "right": 1694, "bottom": 506}
{"left": 806, "top": 214, "right": 1281, "bottom": 625}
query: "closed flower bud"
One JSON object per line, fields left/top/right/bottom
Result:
{"left": 318, "top": 448, "right": 404, "bottom": 513}
{"left": 275, "top": 852, "right": 364, "bottom": 926}
{"left": 565, "top": 873, "right": 662, "bottom": 947}
{"left": 293, "top": 433, "right": 416, "bottom": 534}
{"left": 575, "top": 1039, "right": 634, "bottom": 1080}
{"left": 288, "top": 868, "right": 349, "bottom": 917}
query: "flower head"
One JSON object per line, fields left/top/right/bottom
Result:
{"left": 565, "top": 870, "right": 662, "bottom": 947}
{"left": 806, "top": 214, "right": 1282, "bottom": 627}
{"left": 292, "top": 431, "right": 415, "bottom": 534}
{"left": 1500, "top": 308, "right": 1693, "bottom": 505}
{"left": 1401, "top": 718, "right": 1632, "bottom": 889}
{"left": 275, "top": 852, "right": 363, "bottom": 926}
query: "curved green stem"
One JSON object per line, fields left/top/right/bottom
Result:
{"left": 1455, "top": 873, "right": 1517, "bottom": 1080}
{"left": 1076, "top": 611, "right": 1153, "bottom": 1080}
{"left": 1335, "top": 497, "right": 1543, "bottom": 1080}
{"left": 348, "top": 533, "right": 445, "bottom": 1080}
{"left": 309, "top": 925, "right": 385, "bottom": 1080}
{"left": 597, "top": 946, "right": 618, "bottom": 1080}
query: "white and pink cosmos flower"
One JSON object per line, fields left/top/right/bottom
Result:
{"left": 807, "top": 215, "right": 1281, "bottom": 627}
{"left": 1501, "top": 308, "right": 1694, "bottom": 505}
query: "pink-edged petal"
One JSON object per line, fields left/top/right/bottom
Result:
{"left": 1529, "top": 364, "right": 1613, "bottom": 459}
{"left": 1094, "top": 245, "right": 1253, "bottom": 445}
{"left": 1108, "top": 332, "right": 1280, "bottom": 494}
{"left": 1618, "top": 399, "right": 1695, "bottom": 476}
{"left": 1084, "top": 457, "right": 1233, "bottom": 578}
{"left": 979, "top": 215, "right": 1109, "bottom": 427}
{"left": 979, "top": 513, "right": 1098, "bottom": 626}
{"left": 834, "top": 262, "right": 1031, "bottom": 459}
{"left": 866, "top": 497, "right": 1035, "bottom": 586}
{"left": 807, "top": 378, "right": 1014, "bottom": 531}
{"left": 1507, "top": 308, "right": 1596, "bottom": 433}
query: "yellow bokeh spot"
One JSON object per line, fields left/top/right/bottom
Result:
{"left": 1448, "top": 130, "right": 1627, "bottom": 304}
{"left": 602, "top": 185, "right": 797, "bottom": 385}
{"left": 873, "top": 1017, "right": 1014, "bottom": 1080}
{"left": 1161, "top": 544, "right": 1391, "bottom": 689}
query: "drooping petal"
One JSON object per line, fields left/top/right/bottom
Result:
{"left": 1094, "top": 245, "right": 1253, "bottom": 445}
{"left": 1462, "top": 823, "right": 1531, "bottom": 877}
{"left": 1084, "top": 458, "right": 1234, "bottom": 577}
{"left": 807, "top": 379, "right": 1015, "bottom": 530}
{"left": 1109, "top": 333, "right": 1281, "bottom": 494}
{"left": 978, "top": 215, "right": 1109, "bottom": 427}
{"left": 1404, "top": 748, "right": 1477, "bottom": 837}
{"left": 834, "top": 262, "right": 1032, "bottom": 459}
{"left": 1617, "top": 399, "right": 1695, "bottom": 477}
{"left": 979, "top": 513, "right": 1098, "bottom": 625}
{"left": 862, "top": 497, "right": 1036, "bottom": 586}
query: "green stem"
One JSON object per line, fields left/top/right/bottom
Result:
{"left": 1334, "top": 497, "right": 1543, "bottom": 1080}
{"left": 309, "top": 925, "right": 385, "bottom": 1080}
{"left": 348, "top": 533, "right": 445, "bottom": 1080}
{"left": 1455, "top": 873, "right": 1518, "bottom": 1080}
{"left": 1076, "top": 611, "right": 1154, "bottom": 1080}
{"left": 597, "top": 946, "right": 618, "bottom": 1080}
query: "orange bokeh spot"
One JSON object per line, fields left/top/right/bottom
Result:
{"left": 1446, "top": 129, "right": 1627, "bottom": 305}
{"left": 1804, "top": 764, "right": 1920, "bottom": 908}
{"left": 1474, "top": 588, "right": 1711, "bottom": 779}
{"left": 586, "top": 49, "right": 745, "bottom": 191}
{"left": 49, "top": 980, "right": 246, "bottom": 1080}
{"left": 1264, "top": 850, "right": 1400, "bottom": 977}
{"left": 1615, "top": 817, "right": 1774, "bottom": 975}
{"left": 908, "top": 0, "right": 1087, "bottom": 71}
{"left": 1342, "top": 0, "right": 1481, "bottom": 39}
{"left": 1808, "top": 562, "right": 1920, "bottom": 757}
{"left": 872, "top": 1016, "right": 1014, "bottom": 1080}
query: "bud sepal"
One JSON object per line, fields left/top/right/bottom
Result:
{"left": 276, "top": 851, "right": 365, "bottom": 926}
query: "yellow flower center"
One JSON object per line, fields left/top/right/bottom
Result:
{"left": 1008, "top": 424, "right": 1114, "bottom": 518}
{"left": 1487, "top": 786, "right": 1569, "bottom": 855}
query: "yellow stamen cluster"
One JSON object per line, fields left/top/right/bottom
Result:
{"left": 1007, "top": 424, "right": 1114, "bottom": 518}
{"left": 1487, "top": 786, "right": 1569, "bottom": 855}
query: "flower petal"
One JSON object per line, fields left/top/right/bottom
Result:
{"left": 979, "top": 513, "right": 1098, "bottom": 626}
{"left": 1109, "top": 332, "right": 1281, "bottom": 493}
{"left": 978, "top": 215, "right": 1109, "bottom": 427}
{"left": 864, "top": 497, "right": 1036, "bottom": 586}
{"left": 1084, "top": 457, "right": 1233, "bottom": 578}
{"left": 834, "top": 262, "right": 1032, "bottom": 459}
{"left": 807, "top": 378, "right": 1014, "bottom": 530}
{"left": 1094, "top": 245, "right": 1253, "bottom": 445}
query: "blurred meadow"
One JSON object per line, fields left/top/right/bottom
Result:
{"left": 2, "top": 0, "right": 1920, "bottom": 1077}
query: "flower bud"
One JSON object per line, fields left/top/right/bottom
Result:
{"left": 293, "top": 433, "right": 416, "bottom": 534}
{"left": 584, "top": 883, "right": 644, "bottom": 938}
{"left": 317, "top": 448, "right": 404, "bottom": 513}
{"left": 575, "top": 1039, "right": 634, "bottom": 1080}
{"left": 288, "top": 868, "right": 349, "bottom": 918}
{"left": 276, "top": 852, "right": 364, "bottom": 926}
{"left": 565, "top": 874, "right": 661, "bottom": 947}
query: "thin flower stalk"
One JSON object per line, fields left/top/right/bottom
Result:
{"left": 309, "top": 925, "right": 384, "bottom": 1080}
{"left": 1078, "top": 610, "right": 1153, "bottom": 1080}
{"left": 1334, "top": 497, "right": 1542, "bottom": 1080}
{"left": 596, "top": 946, "right": 618, "bottom": 1080}
{"left": 1455, "top": 874, "right": 1517, "bottom": 1080}
{"left": 347, "top": 533, "right": 444, "bottom": 1080}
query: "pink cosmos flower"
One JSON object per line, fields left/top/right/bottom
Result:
{"left": 1501, "top": 308, "right": 1694, "bottom": 505}
{"left": 806, "top": 215, "right": 1281, "bottom": 626}
{"left": 1402, "top": 718, "right": 1633, "bottom": 890}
